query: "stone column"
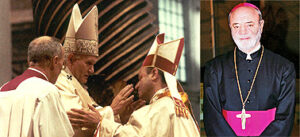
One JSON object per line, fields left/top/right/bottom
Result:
{"left": 0, "top": 0, "right": 12, "bottom": 85}
{"left": 182, "top": 0, "right": 200, "bottom": 125}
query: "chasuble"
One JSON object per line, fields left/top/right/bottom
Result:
{"left": 56, "top": 67, "right": 115, "bottom": 137}
{"left": 0, "top": 69, "right": 74, "bottom": 137}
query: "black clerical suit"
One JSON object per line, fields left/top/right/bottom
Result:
{"left": 203, "top": 47, "right": 295, "bottom": 136}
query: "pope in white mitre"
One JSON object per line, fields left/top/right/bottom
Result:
{"left": 55, "top": 4, "right": 134, "bottom": 137}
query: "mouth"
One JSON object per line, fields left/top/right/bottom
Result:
{"left": 239, "top": 37, "right": 250, "bottom": 40}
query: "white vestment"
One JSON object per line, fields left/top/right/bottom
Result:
{"left": 95, "top": 88, "right": 200, "bottom": 137}
{"left": 55, "top": 68, "right": 115, "bottom": 137}
{"left": 0, "top": 77, "right": 74, "bottom": 137}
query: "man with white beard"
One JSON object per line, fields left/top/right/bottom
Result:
{"left": 203, "top": 3, "right": 295, "bottom": 136}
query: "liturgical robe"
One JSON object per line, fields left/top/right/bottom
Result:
{"left": 203, "top": 47, "right": 295, "bottom": 136}
{"left": 94, "top": 88, "right": 200, "bottom": 137}
{"left": 55, "top": 67, "right": 115, "bottom": 137}
{"left": 0, "top": 68, "right": 74, "bottom": 137}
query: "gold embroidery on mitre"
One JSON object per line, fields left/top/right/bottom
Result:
{"left": 76, "top": 39, "right": 98, "bottom": 56}
{"left": 64, "top": 38, "right": 98, "bottom": 56}
{"left": 64, "top": 37, "right": 76, "bottom": 53}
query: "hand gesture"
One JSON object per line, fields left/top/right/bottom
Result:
{"left": 119, "top": 99, "right": 146, "bottom": 124}
{"left": 110, "top": 84, "right": 134, "bottom": 115}
{"left": 67, "top": 104, "right": 102, "bottom": 129}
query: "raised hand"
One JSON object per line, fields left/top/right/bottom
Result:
{"left": 110, "top": 84, "right": 134, "bottom": 115}
{"left": 119, "top": 99, "right": 146, "bottom": 124}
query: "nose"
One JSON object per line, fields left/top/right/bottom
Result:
{"left": 239, "top": 25, "right": 248, "bottom": 35}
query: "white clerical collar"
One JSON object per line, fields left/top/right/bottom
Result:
{"left": 28, "top": 67, "right": 49, "bottom": 81}
{"left": 246, "top": 44, "right": 261, "bottom": 60}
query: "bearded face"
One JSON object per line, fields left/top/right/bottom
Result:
{"left": 232, "top": 26, "right": 262, "bottom": 53}
{"left": 229, "top": 7, "right": 264, "bottom": 54}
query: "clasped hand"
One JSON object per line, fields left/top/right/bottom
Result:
{"left": 67, "top": 84, "right": 136, "bottom": 129}
{"left": 67, "top": 104, "right": 101, "bottom": 129}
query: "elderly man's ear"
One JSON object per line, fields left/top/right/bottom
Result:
{"left": 66, "top": 53, "right": 80, "bottom": 65}
{"left": 67, "top": 53, "right": 74, "bottom": 64}
{"left": 49, "top": 56, "right": 60, "bottom": 70}
{"left": 53, "top": 56, "right": 60, "bottom": 65}
{"left": 259, "top": 20, "right": 264, "bottom": 32}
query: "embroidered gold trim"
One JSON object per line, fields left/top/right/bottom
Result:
{"left": 64, "top": 38, "right": 98, "bottom": 56}
{"left": 156, "top": 89, "right": 189, "bottom": 119}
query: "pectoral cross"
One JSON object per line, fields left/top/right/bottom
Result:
{"left": 236, "top": 108, "right": 251, "bottom": 130}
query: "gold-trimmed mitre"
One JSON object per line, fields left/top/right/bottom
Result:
{"left": 64, "top": 4, "right": 99, "bottom": 56}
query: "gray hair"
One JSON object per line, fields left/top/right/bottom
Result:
{"left": 28, "top": 36, "right": 62, "bottom": 66}
{"left": 228, "top": 7, "right": 263, "bottom": 25}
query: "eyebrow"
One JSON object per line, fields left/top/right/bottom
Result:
{"left": 232, "top": 23, "right": 240, "bottom": 26}
{"left": 232, "top": 21, "right": 255, "bottom": 25}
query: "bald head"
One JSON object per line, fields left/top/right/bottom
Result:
{"left": 229, "top": 4, "right": 262, "bottom": 25}
{"left": 28, "top": 36, "right": 63, "bottom": 67}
